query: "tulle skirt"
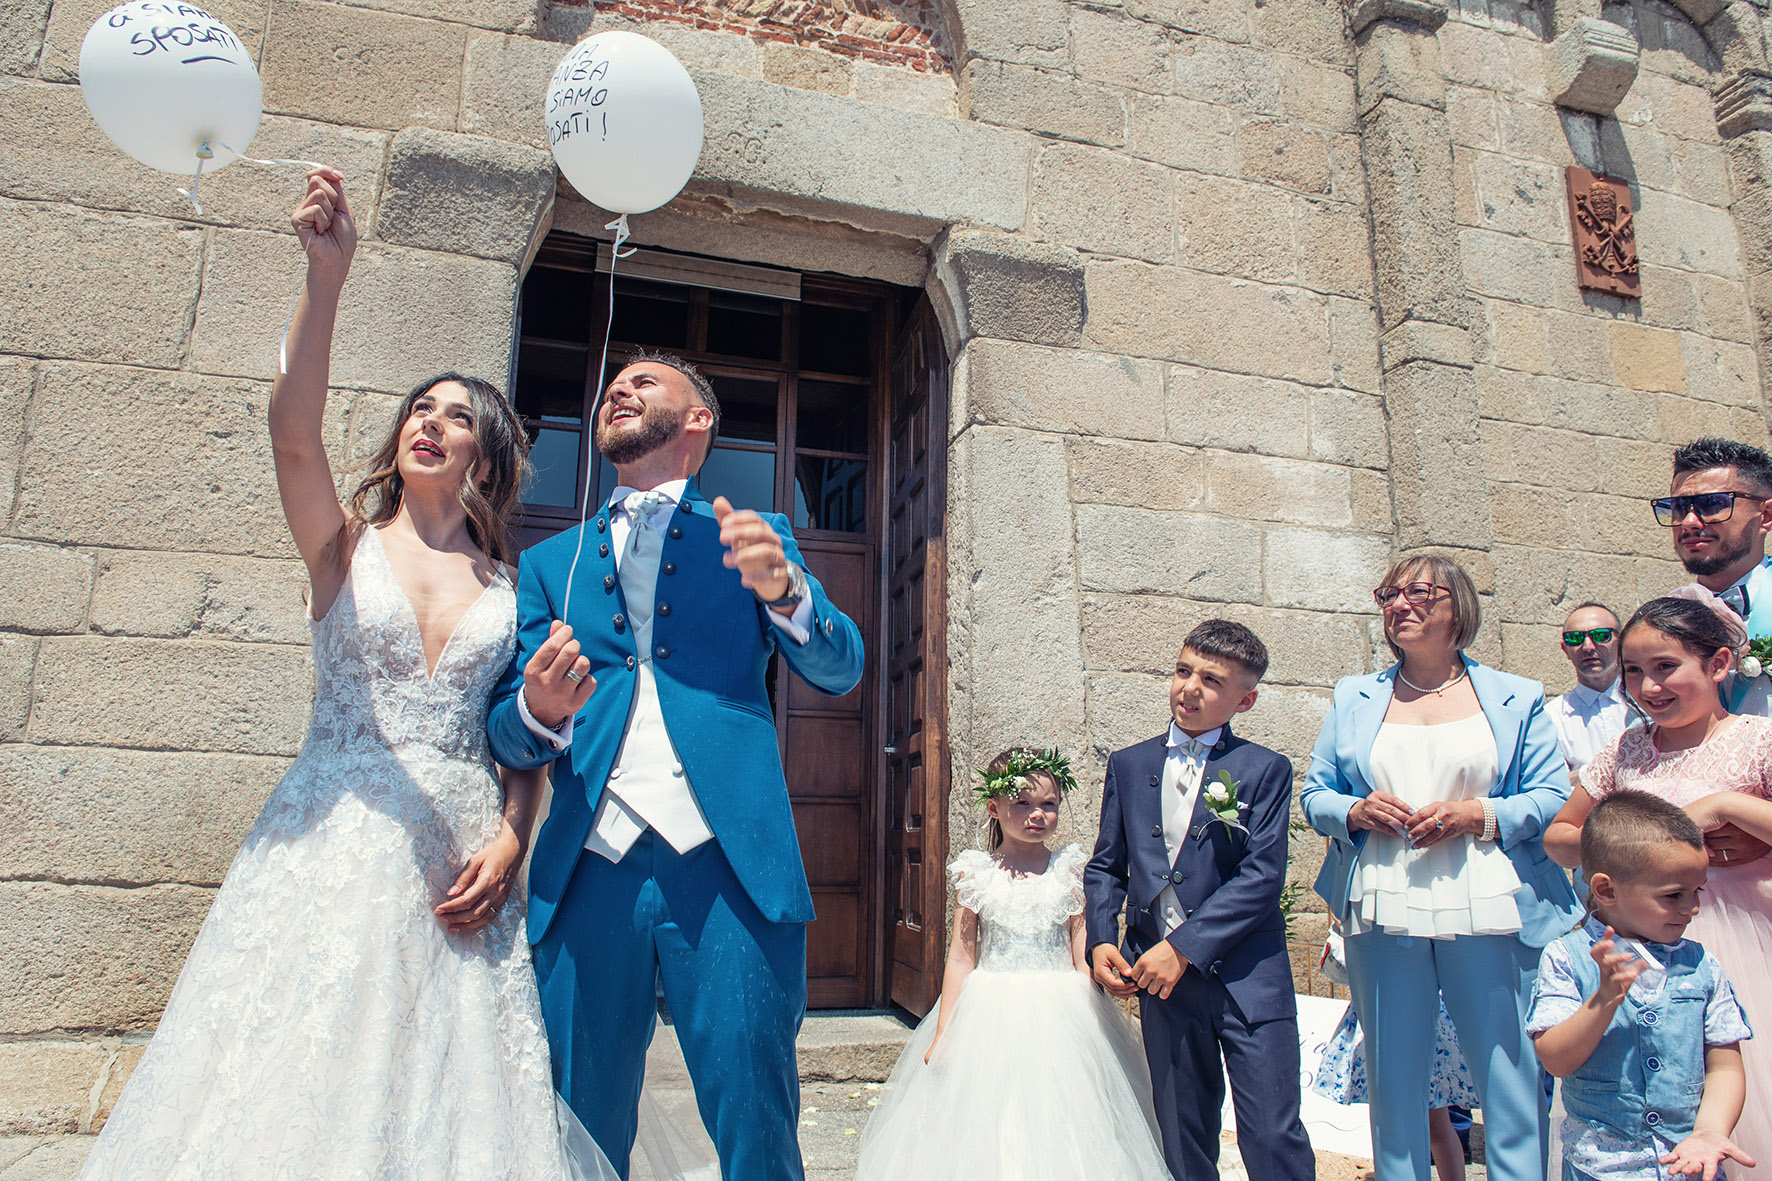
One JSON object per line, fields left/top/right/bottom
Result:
{"left": 1688, "top": 865, "right": 1772, "bottom": 1179}
{"left": 856, "top": 968, "right": 1170, "bottom": 1180}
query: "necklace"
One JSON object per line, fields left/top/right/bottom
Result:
{"left": 1397, "top": 665, "right": 1468, "bottom": 696}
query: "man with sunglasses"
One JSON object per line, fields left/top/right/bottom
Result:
{"left": 1657, "top": 438, "right": 1772, "bottom": 716}
{"left": 1546, "top": 603, "right": 1636, "bottom": 771}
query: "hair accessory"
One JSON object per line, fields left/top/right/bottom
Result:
{"left": 973, "top": 748, "right": 1077, "bottom": 804}
{"left": 1666, "top": 582, "right": 1749, "bottom": 647}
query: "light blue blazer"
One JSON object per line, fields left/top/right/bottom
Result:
{"left": 1300, "top": 658, "right": 1581, "bottom": 948}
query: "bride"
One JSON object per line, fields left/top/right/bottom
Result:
{"left": 80, "top": 170, "right": 623, "bottom": 1179}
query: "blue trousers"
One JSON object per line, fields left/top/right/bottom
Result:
{"left": 1345, "top": 929, "right": 1547, "bottom": 1181}
{"left": 532, "top": 831, "right": 807, "bottom": 1181}
{"left": 1142, "top": 969, "right": 1315, "bottom": 1181}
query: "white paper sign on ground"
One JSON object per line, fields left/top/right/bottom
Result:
{"left": 1220, "top": 994, "right": 1374, "bottom": 1162}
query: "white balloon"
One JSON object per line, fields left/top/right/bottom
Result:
{"left": 545, "top": 31, "right": 704, "bottom": 216}
{"left": 79, "top": 1, "right": 262, "bottom": 176}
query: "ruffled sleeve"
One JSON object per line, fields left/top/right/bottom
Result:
{"left": 949, "top": 849, "right": 996, "bottom": 914}
{"left": 1051, "top": 844, "right": 1087, "bottom": 919}
{"left": 1579, "top": 731, "right": 1624, "bottom": 798}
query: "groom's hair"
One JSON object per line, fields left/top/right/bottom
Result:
{"left": 625, "top": 350, "right": 721, "bottom": 460}
{"left": 1582, "top": 789, "right": 1703, "bottom": 881}
{"left": 1179, "top": 619, "right": 1269, "bottom": 682}
{"left": 1673, "top": 437, "right": 1772, "bottom": 495}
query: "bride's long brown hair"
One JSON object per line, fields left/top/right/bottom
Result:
{"left": 346, "top": 373, "right": 531, "bottom": 565}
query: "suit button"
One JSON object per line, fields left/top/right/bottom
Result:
{"left": 596, "top": 517, "right": 607, "bottom": 533}
{"left": 603, "top": 574, "right": 616, "bottom": 591}
{"left": 1646, "top": 1112, "right": 1662, "bottom": 1127}
{"left": 612, "top": 613, "right": 626, "bottom": 632}
{"left": 1151, "top": 825, "right": 1163, "bottom": 838}
{"left": 599, "top": 543, "right": 609, "bottom": 558}
{"left": 1171, "top": 871, "right": 1185, "bottom": 884}
{"left": 625, "top": 655, "right": 636, "bottom": 671}
{"left": 657, "top": 602, "right": 671, "bottom": 616}
{"left": 679, "top": 502, "right": 693, "bottom": 515}
{"left": 669, "top": 526, "right": 683, "bottom": 539}
{"left": 1643, "top": 1010, "right": 1659, "bottom": 1026}
{"left": 656, "top": 646, "right": 670, "bottom": 659}
{"left": 1149, "top": 775, "right": 1160, "bottom": 786}
{"left": 662, "top": 561, "right": 676, "bottom": 576}
{"left": 823, "top": 619, "right": 834, "bottom": 636}
{"left": 1646, "top": 1056, "right": 1662, "bottom": 1071}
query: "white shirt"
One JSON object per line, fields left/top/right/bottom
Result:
{"left": 517, "top": 480, "right": 813, "bottom": 748}
{"left": 1547, "top": 678, "right": 1635, "bottom": 770}
{"left": 1155, "top": 722, "right": 1221, "bottom": 936}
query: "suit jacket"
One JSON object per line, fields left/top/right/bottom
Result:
{"left": 1085, "top": 724, "right": 1299, "bottom": 1024}
{"left": 486, "top": 478, "right": 865, "bottom": 940}
{"left": 1299, "top": 658, "right": 1581, "bottom": 949}
{"left": 1724, "top": 559, "right": 1772, "bottom": 714}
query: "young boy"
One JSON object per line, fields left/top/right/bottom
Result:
{"left": 1084, "top": 619, "right": 1314, "bottom": 1181}
{"left": 1529, "top": 790, "right": 1755, "bottom": 1180}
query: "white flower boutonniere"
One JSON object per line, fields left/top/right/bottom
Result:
{"left": 1201, "top": 770, "right": 1249, "bottom": 834}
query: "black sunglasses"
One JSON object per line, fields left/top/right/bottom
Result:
{"left": 1651, "top": 490, "right": 1768, "bottom": 526}
{"left": 1562, "top": 628, "right": 1616, "bottom": 646}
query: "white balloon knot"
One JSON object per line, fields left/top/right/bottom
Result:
{"left": 195, "top": 141, "right": 215, "bottom": 160}
{"left": 605, "top": 213, "right": 636, "bottom": 259}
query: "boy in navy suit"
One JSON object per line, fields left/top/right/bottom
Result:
{"left": 1086, "top": 619, "right": 1314, "bottom": 1181}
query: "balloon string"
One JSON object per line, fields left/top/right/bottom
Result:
{"left": 561, "top": 213, "right": 634, "bottom": 620}
{"left": 174, "top": 141, "right": 330, "bottom": 217}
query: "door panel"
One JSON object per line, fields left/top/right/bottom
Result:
{"left": 884, "top": 298, "right": 949, "bottom": 1018}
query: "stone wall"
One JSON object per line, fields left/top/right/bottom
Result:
{"left": 2, "top": 0, "right": 1771, "bottom": 1131}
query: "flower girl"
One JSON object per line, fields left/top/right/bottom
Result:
{"left": 855, "top": 748, "right": 1171, "bottom": 1180}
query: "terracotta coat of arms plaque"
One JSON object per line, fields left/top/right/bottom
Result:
{"left": 1566, "top": 167, "right": 1640, "bottom": 298}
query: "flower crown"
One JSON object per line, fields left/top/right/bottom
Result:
{"left": 973, "top": 748, "right": 1078, "bottom": 804}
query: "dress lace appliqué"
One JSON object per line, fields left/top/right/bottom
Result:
{"left": 948, "top": 844, "right": 1086, "bottom": 973}
{"left": 80, "top": 527, "right": 606, "bottom": 1181}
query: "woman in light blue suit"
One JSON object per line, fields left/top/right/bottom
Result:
{"left": 1302, "top": 553, "right": 1579, "bottom": 1181}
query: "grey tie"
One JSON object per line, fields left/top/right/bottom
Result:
{"left": 1722, "top": 583, "right": 1750, "bottom": 619}
{"left": 620, "top": 491, "right": 665, "bottom": 640}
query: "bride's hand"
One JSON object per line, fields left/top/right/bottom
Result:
{"left": 435, "top": 822, "right": 524, "bottom": 934}
{"left": 292, "top": 168, "right": 357, "bottom": 294}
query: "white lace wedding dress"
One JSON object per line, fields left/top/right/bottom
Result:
{"left": 856, "top": 845, "right": 1171, "bottom": 1180}
{"left": 80, "top": 527, "right": 618, "bottom": 1180}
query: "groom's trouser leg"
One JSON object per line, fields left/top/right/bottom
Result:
{"left": 655, "top": 834, "right": 807, "bottom": 1181}
{"left": 532, "top": 840, "right": 659, "bottom": 1179}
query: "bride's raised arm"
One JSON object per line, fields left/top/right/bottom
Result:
{"left": 269, "top": 167, "right": 358, "bottom": 608}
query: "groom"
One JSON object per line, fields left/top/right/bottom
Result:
{"left": 487, "top": 353, "right": 864, "bottom": 1179}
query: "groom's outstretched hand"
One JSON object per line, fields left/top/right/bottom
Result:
{"left": 525, "top": 620, "right": 596, "bottom": 729}
{"left": 712, "top": 496, "right": 792, "bottom": 605}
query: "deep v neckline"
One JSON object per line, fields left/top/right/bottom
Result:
{"left": 362, "top": 526, "right": 501, "bottom": 682}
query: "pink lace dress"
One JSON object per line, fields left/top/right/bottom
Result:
{"left": 1582, "top": 715, "right": 1772, "bottom": 1178}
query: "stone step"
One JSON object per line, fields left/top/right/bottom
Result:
{"left": 795, "top": 1010, "right": 915, "bottom": 1083}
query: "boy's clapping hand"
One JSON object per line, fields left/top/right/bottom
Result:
{"left": 1661, "top": 1129, "right": 1755, "bottom": 1179}
{"left": 1589, "top": 927, "right": 1647, "bottom": 1008}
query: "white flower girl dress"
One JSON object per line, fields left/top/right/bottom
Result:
{"left": 857, "top": 844, "right": 1171, "bottom": 1180}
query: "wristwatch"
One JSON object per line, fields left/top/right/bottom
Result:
{"left": 765, "top": 562, "right": 809, "bottom": 612}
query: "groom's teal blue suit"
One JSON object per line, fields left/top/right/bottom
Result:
{"left": 487, "top": 478, "right": 864, "bottom": 1179}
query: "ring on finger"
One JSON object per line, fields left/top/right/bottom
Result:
{"left": 565, "top": 669, "right": 585, "bottom": 684}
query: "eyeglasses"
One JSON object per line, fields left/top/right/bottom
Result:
{"left": 1562, "top": 628, "right": 1616, "bottom": 646}
{"left": 1373, "top": 582, "right": 1448, "bottom": 607}
{"left": 1650, "top": 491, "right": 1768, "bottom": 526}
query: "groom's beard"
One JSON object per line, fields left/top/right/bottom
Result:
{"left": 596, "top": 404, "right": 683, "bottom": 466}
{"left": 1680, "top": 529, "right": 1753, "bottom": 577}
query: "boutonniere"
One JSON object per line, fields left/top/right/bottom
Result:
{"left": 1743, "top": 636, "right": 1772, "bottom": 681}
{"left": 1200, "top": 770, "right": 1249, "bottom": 834}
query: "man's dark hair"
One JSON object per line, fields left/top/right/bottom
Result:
{"left": 1581, "top": 789, "right": 1704, "bottom": 881}
{"left": 1672, "top": 437, "right": 1772, "bottom": 496}
{"left": 627, "top": 350, "right": 721, "bottom": 457}
{"left": 1179, "top": 619, "right": 1269, "bottom": 682}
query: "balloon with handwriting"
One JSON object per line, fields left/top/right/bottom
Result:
{"left": 79, "top": 1, "right": 262, "bottom": 175}
{"left": 545, "top": 31, "right": 704, "bottom": 215}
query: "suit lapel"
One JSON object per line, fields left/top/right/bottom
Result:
{"left": 1352, "top": 672, "right": 1392, "bottom": 795}
{"left": 1469, "top": 661, "right": 1522, "bottom": 783}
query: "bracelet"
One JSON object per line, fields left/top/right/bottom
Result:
{"left": 1480, "top": 798, "right": 1498, "bottom": 843}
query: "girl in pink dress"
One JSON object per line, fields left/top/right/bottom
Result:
{"left": 1547, "top": 594, "right": 1772, "bottom": 1177}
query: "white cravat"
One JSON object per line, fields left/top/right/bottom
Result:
{"left": 1156, "top": 723, "right": 1221, "bottom": 936}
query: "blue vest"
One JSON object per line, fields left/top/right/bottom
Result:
{"left": 1558, "top": 924, "right": 1716, "bottom": 1146}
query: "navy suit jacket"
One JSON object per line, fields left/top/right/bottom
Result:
{"left": 1085, "top": 725, "right": 1298, "bottom": 1024}
{"left": 485, "top": 478, "right": 865, "bottom": 940}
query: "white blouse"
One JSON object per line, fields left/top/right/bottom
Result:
{"left": 1344, "top": 712, "right": 1524, "bottom": 940}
